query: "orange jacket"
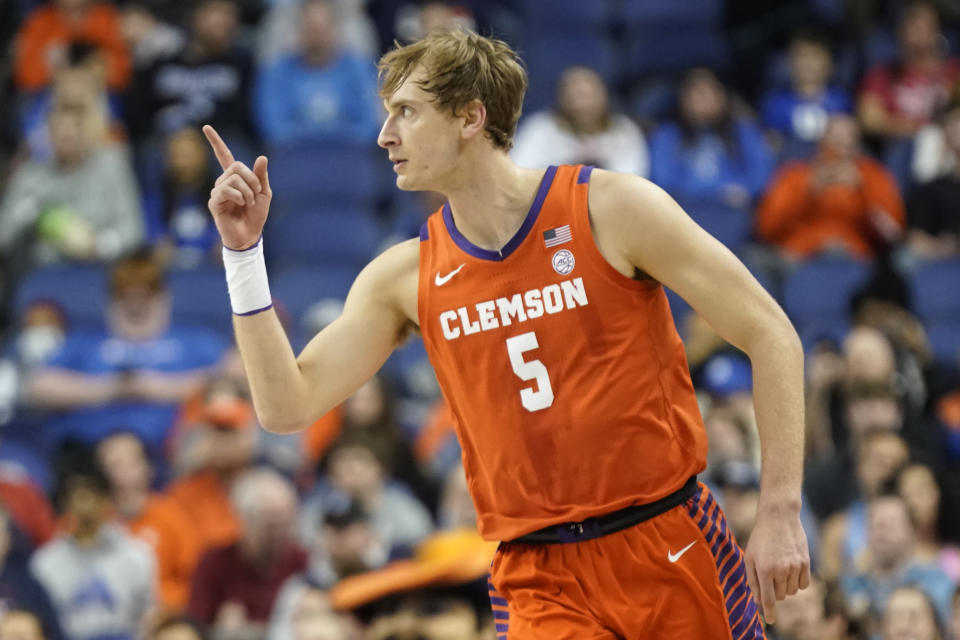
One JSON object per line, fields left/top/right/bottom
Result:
{"left": 756, "top": 157, "right": 905, "bottom": 259}
{"left": 15, "top": 3, "right": 131, "bottom": 91}
{"left": 165, "top": 472, "right": 240, "bottom": 553}
{"left": 127, "top": 495, "right": 204, "bottom": 611}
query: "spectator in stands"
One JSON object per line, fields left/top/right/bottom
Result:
{"left": 649, "top": 67, "right": 774, "bottom": 208}
{"left": 907, "top": 99, "right": 960, "bottom": 259}
{"left": 188, "top": 468, "right": 307, "bottom": 637}
{"left": 756, "top": 114, "right": 905, "bottom": 260}
{"left": 21, "top": 42, "right": 127, "bottom": 161}
{"left": 0, "top": 508, "right": 62, "bottom": 640}
{"left": 26, "top": 251, "right": 227, "bottom": 449}
{"left": 275, "top": 496, "right": 390, "bottom": 638}
{"left": 165, "top": 378, "right": 257, "bottom": 555}
{"left": 761, "top": 27, "right": 852, "bottom": 157}
{"left": 337, "top": 376, "right": 437, "bottom": 513}
{"left": 14, "top": 0, "right": 131, "bottom": 93}
{"left": 881, "top": 585, "right": 945, "bottom": 640}
{"left": 143, "top": 126, "right": 221, "bottom": 268}
{"left": 840, "top": 493, "right": 954, "bottom": 629}
{"left": 0, "top": 610, "right": 51, "bottom": 640}
{"left": 771, "top": 576, "right": 850, "bottom": 640}
{"left": 268, "top": 581, "right": 360, "bottom": 640}
{"left": 119, "top": 3, "right": 185, "bottom": 71}
{"left": 815, "top": 429, "right": 909, "bottom": 580}
{"left": 253, "top": 0, "right": 380, "bottom": 145}
{"left": 858, "top": 1, "right": 960, "bottom": 140}
{"left": 8, "top": 300, "right": 68, "bottom": 372}
{"left": 97, "top": 431, "right": 202, "bottom": 611}
{"left": 126, "top": 0, "right": 254, "bottom": 145}
{"left": 322, "top": 499, "right": 387, "bottom": 580}
{"left": 31, "top": 444, "right": 154, "bottom": 640}
{"left": 710, "top": 459, "right": 760, "bottom": 545}
{"left": 705, "top": 402, "right": 755, "bottom": 470}
{"left": 257, "top": 0, "right": 378, "bottom": 63}
{"left": 0, "top": 90, "right": 144, "bottom": 266}
{"left": 512, "top": 65, "right": 649, "bottom": 176}
{"left": 303, "top": 433, "right": 433, "bottom": 557}
{"left": 896, "top": 464, "right": 960, "bottom": 583}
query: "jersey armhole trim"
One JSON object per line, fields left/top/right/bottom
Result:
{"left": 574, "top": 168, "right": 659, "bottom": 293}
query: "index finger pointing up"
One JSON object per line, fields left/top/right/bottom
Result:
{"left": 202, "top": 125, "right": 235, "bottom": 170}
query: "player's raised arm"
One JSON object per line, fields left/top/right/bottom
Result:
{"left": 203, "top": 125, "right": 417, "bottom": 433}
{"left": 587, "top": 169, "right": 811, "bottom": 624}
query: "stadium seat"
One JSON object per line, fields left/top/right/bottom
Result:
{"left": 622, "top": 0, "right": 723, "bottom": 27}
{"left": 682, "top": 201, "right": 753, "bottom": 252}
{"left": 926, "top": 321, "right": 960, "bottom": 367}
{"left": 911, "top": 258, "right": 960, "bottom": 326}
{"left": 267, "top": 141, "right": 385, "bottom": 213}
{"left": 783, "top": 257, "right": 871, "bottom": 348}
{"left": 272, "top": 264, "right": 357, "bottom": 348}
{"left": 266, "top": 209, "right": 382, "bottom": 271}
{"left": 167, "top": 266, "right": 234, "bottom": 336}
{"left": 624, "top": 28, "right": 729, "bottom": 77}
{"left": 519, "top": 0, "right": 609, "bottom": 30}
{"left": 12, "top": 264, "right": 108, "bottom": 329}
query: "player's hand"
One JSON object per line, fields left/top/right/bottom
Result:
{"left": 743, "top": 504, "right": 811, "bottom": 625}
{"left": 203, "top": 125, "right": 272, "bottom": 250}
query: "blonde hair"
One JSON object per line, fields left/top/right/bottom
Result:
{"left": 378, "top": 29, "right": 527, "bottom": 150}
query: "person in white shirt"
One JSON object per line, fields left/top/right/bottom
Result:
{"left": 512, "top": 65, "right": 649, "bottom": 176}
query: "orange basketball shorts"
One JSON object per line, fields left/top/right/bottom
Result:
{"left": 487, "top": 482, "right": 766, "bottom": 639}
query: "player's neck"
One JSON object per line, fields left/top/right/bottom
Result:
{"left": 443, "top": 152, "right": 546, "bottom": 253}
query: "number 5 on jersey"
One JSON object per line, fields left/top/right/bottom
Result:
{"left": 506, "top": 332, "right": 554, "bottom": 412}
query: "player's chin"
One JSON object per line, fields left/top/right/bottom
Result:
{"left": 394, "top": 174, "right": 419, "bottom": 191}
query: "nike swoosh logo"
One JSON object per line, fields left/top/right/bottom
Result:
{"left": 668, "top": 540, "right": 697, "bottom": 563}
{"left": 435, "top": 263, "right": 466, "bottom": 286}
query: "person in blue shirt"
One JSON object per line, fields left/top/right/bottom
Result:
{"left": 649, "top": 67, "right": 775, "bottom": 210}
{"left": 760, "top": 27, "right": 852, "bottom": 159}
{"left": 253, "top": 0, "right": 380, "bottom": 146}
{"left": 24, "top": 250, "right": 227, "bottom": 451}
{"left": 840, "top": 493, "right": 955, "bottom": 631}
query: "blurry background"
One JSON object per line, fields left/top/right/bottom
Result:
{"left": 0, "top": 1, "right": 959, "bottom": 639}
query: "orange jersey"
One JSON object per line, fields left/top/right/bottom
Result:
{"left": 417, "top": 165, "right": 708, "bottom": 541}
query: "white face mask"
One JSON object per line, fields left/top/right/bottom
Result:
{"left": 16, "top": 326, "right": 65, "bottom": 366}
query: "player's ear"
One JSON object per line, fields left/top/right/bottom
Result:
{"left": 460, "top": 99, "right": 487, "bottom": 140}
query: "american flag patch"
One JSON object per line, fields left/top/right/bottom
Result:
{"left": 543, "top": 225, "right": 572, "bottom": 248}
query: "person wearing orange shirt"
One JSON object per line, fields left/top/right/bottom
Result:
{"left": 164, "top": 389, "right": 257, "bottom": 556}
{"left": 756, "top": 114, "right": 906, "bottom": 260}
{"left": 15, "top": 0, "right": 131, "bottom": 92}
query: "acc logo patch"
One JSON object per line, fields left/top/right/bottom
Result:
{"left": 551, "top": 249, "right": 575, "bottom": 275}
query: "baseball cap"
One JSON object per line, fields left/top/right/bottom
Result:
{"left": 702, "top": 354, "right": 752, "bottom": 397}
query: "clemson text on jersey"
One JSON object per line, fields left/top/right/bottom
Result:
{"left": 438, "top": 277, "right": 588, "bottom": 341}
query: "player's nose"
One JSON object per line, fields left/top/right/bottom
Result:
{"left": 377, "top": 118, "right": 398, "bottom": 148}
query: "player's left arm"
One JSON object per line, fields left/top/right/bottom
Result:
{"left": 588, "top": 169, "right": 811, "bottom": 624}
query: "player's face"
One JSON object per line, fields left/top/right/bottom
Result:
{"left": 378, "top": 67, "right": 464, "bottom": 192}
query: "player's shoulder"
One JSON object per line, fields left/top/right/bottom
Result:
{"left": 587, "top": 169, "right": 673, "bottom": 227}
{"left": 369, "top": 236, "right": 420, "bottom": 275}
{"left": 351, "top": 236, "right": 420, "bottom": 320}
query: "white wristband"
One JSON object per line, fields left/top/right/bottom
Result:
{"left": 223, "top": 237, "right": 272, "bottom": 315}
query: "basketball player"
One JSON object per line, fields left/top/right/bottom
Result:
{"left": 203, "top": 29, "right": 809, "bottom": 639}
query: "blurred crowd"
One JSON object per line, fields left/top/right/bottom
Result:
{"left": 0, "top": 0, "right": 959, "bottom": 639}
